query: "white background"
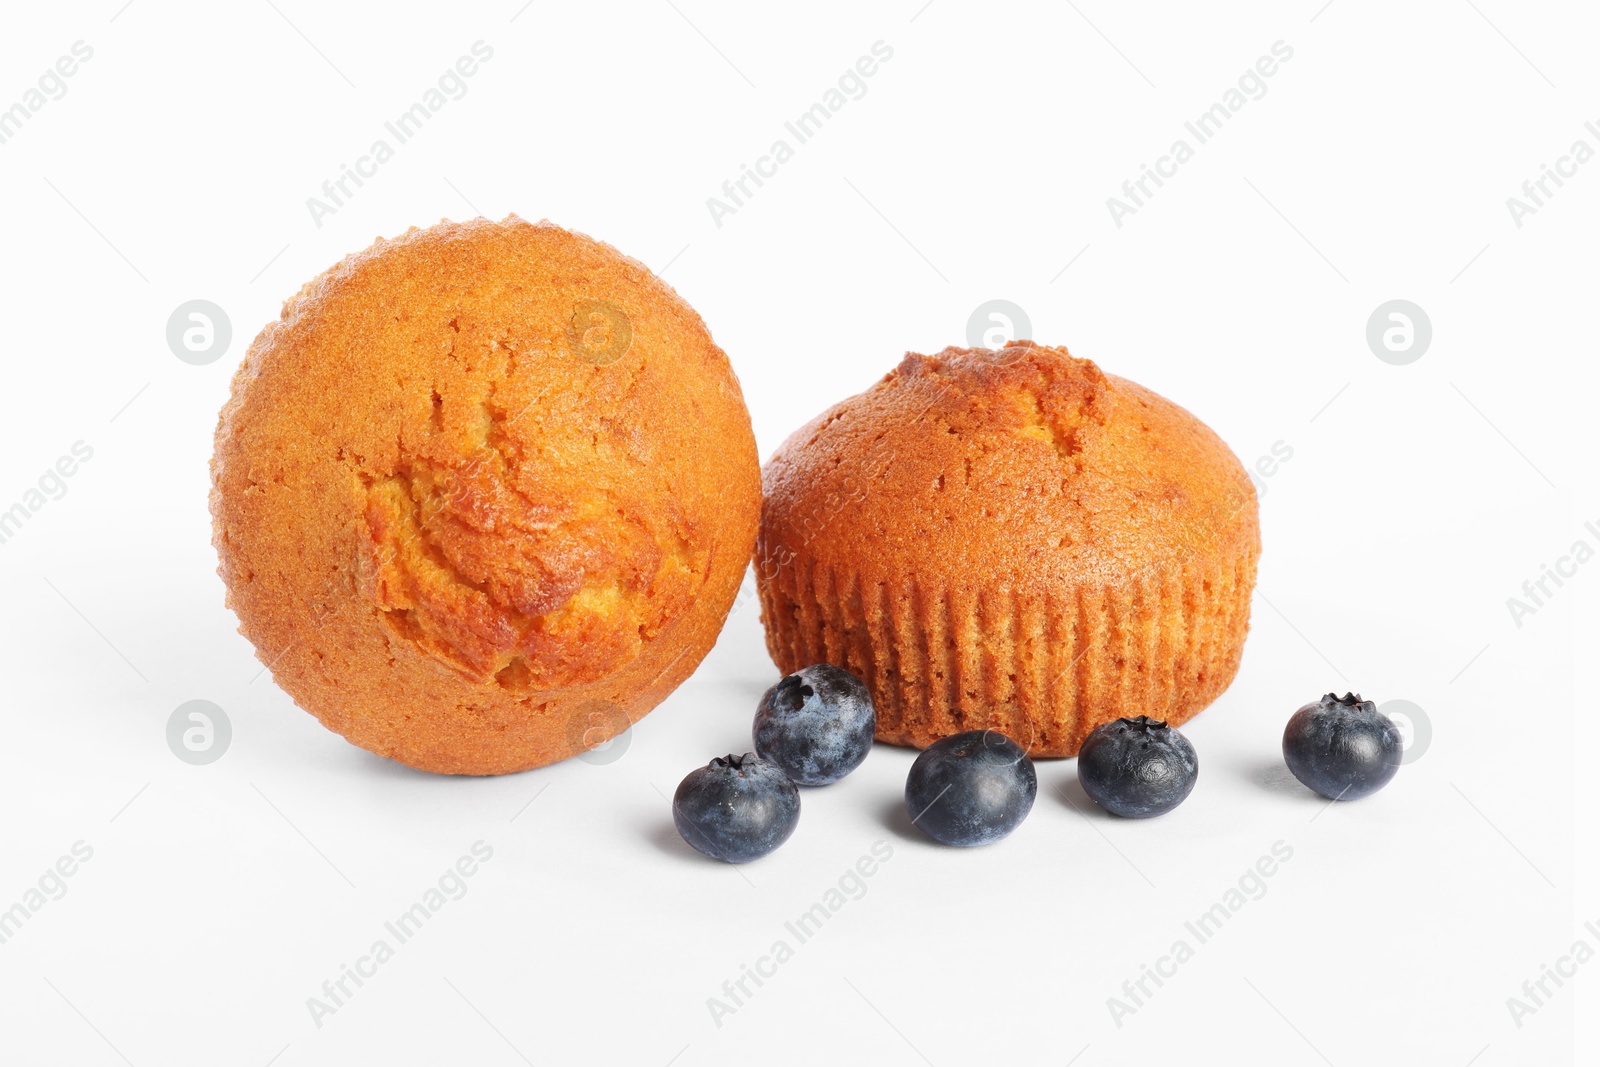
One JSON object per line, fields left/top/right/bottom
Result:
{"left": 0, "top": 2, "right": 1594, "bottom": 1064}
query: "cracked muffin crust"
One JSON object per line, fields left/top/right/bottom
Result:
{"left": 755, "top": 341, "right": 1259, "bottom": 757}
{"left": 212, "top": 217, "right": 760, "bottom": 774}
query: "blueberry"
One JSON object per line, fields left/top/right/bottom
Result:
{"left": 753, "top": 664, "right": 876, "bottom": 786}
{"left": 904, "top": 730, "right": 1036, "bottom": 847}
{"left": 1078, "top": 715, "right": 1198, "bottom": 818}
{"left": 672, "top": 754, "right": 800, "bottom": 863}
{"left": 1282, "top": 692, "right": 1403, "bottom": 801}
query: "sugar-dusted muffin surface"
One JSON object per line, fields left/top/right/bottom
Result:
{"left": 212, "top": 217, "right": 760, "bottom": 774}
{"left": 757, "top": 341, "right": 1259, "bottom": 756}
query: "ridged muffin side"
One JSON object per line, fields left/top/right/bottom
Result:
{"left": 756, "top": 342, "right": 1259, "bottom": 757}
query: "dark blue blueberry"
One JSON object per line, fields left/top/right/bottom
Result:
{"left": 753, "top": 664, "right": 876, "bottom": 786}
{"left": 1078, "top": 715, "right": 1198, "bottom": 818}
{"left": 1282, "top": 692, "right": 1403, "bottom": 801}
{"left": 904, "top": 730, "right": 1036, "bottom": 847}
{"left": 672, "top": 753, "right": 800, "bottom": 863}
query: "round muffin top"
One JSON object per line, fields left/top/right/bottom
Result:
{"left": 212, "top": 217, "right": 759, "bottom": 772}
{"left": 759, "top": 341, "right": 1256, "bottom": 588}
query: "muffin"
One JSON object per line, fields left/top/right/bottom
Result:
{"left": 756, "top": 341, "right": 1259, "bottom": 757}
{"left": 211, "top": 217, "right": 760, "bottom": 775}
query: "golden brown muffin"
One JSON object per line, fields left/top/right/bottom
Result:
{"left": 212, "top": 217, "right": 760, "bottom": 775}
{"left": 756, "top": 341, "right": 1259, "bottom": 757}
